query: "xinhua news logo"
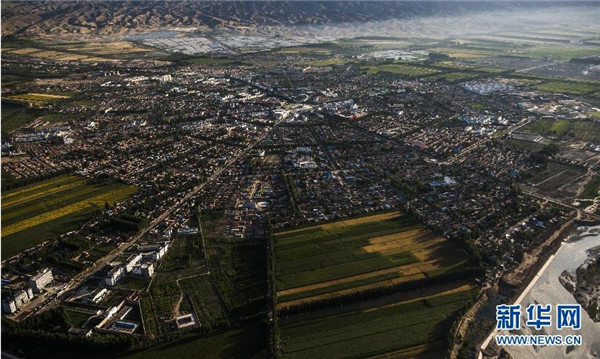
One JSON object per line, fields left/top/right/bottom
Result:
{"left": 494, "top": 304, "right": 583, "bottom": 346}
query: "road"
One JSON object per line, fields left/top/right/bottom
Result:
{"left": 59, "top": 115, "right": 285, "bottom": 299}
{"left": 447, "top": 117, "right": 532, "bottom": 164}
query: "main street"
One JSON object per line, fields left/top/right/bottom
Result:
{"left": 58, "top": 111, "right": 286, "bottom": 300}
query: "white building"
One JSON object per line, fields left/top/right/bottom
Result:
{"left": 124, "top": 254, "right": 142, "bottom": 273}
{"left": 105, "top": 266, "right": 125, "bottom": 286}
{"left": 2, "top": 288, "right": 34, "bottom": 314}
{"left": 30, "top": 268, "right": 53, "bottom": 294}
{"left": 140, "top": 263, "right": 154, "bottom": 278}
{"left": 88, "top": 288, "right": 109, "bottom": 304}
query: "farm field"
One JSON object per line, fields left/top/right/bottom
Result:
{"left": 522, "top": 117, "right": 600, "bottom": 143}
{"left": 4, "top": 92, "right": 70, "bottom": 107}
{"left": 427, "top": 41, "right": 599, "bottom": 61}
{"left": 274, "top": 211, "right": 470, "bottom": 306}
{"left": 4, "top": 40, "right": 154, "bottom": 62}
{"left": 361, "top": 64, "right": 440, "bottom": 78}
{"left": 429, "top": 71, "right": 482, "bottom": 83}
{"left": 208, "top": 243, "right": 266, "bottom": 320}
{"left": 140, "top": 208, "right": 266, "bottom": 337}
{"left": 1, "top": 175, "right": 137, "bottom": 259}
{"left": 1, "top": 103, "right": 42, "bottom": 132}
{"left": 181, "top": 57, "right": 248, "bottom": 66}
{"left": 579, "top": 175, "right": 600, "bottom": 199}
{"left": 527, "top": 160, "right": 587, "bottom": 194}
{"left": 140, "top": 234, "right": 211, "bottom": 337}
{"left": 179, "top": 275, "right": 227, "bottom": 325}
{"left": 279, "top": 285, "right": 479, "bottom": 359}
{"left": 531, "top": 80, "right": 600, "bottom": 96}
{"left": 125, "top": 321, "right": 266, "bottom": 359}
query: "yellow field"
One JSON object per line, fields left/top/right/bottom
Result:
{"left": 2, "top": 186, "right": 137, "bottom": 236}
{"left": 1, "top": 175, "right": 77, "bottom": 202}
{"left": 275, "top": 212, "right": 470, "bottom": 308}
{"left": 324, "top": 212, "right": 402, "bottom": 230}
{"left": 2, "top": 178, "right": 86, "bottom": 208}
{"left": 5, "top": 92, "right": 71, "bottom": 106}
{"left": 276, "top": 212, "right": 402, "bottom": 237}
{"left": 362, "top": 283, "right": 476, "bottom": 313}
{"left": 6, "top": 41, "right": 152, "bottom": 62}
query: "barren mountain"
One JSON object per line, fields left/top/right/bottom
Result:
{"left": 2, "top": 1, "right": 596, "bottom": 39}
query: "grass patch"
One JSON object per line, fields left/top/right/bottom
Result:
{"left": 274, "top": 211, "right": 469, "bottom": 302}
{"left": 580, "top": 175, "right": 600, "bottom": 199}
{"left": 532, "top": 81, "right": 599, "bottom": 96}
{"left": 360, "top": 64, "right": 440, "bottom": 78}
{"left": 125, "top": 321, "right": 266, "bottom": 359}
{"left": 1, "top": 102, "right": 42, "bottom": 132}
{"left": 279, "top": 288, "right": 478, "bottom": 359}
{"left": 523, "top": 117, "right": 600, "bottom": 143}
{"left": 1, "top": 175, "right": 137, "bottom": 258}
{"left": 4, "top": 92, "right": 71, "bottom": 107}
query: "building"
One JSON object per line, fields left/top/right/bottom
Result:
{"left": 105, "top": 266, "right": 125, "bottom": 286}
{"left": 88, "top": 288, "right": 109, "bottom": 304}
{"left": 2, "top": 300, "right": 17, "bottom": 314}
{"left": 138, "top": 241, "right": 170, "bottom": 260}
{"left": 2, "top": 288, "right": 34, "bottom": 314}
{"left": 124, "top": 253, "right": 142, "bottom": 273}
{"left": 140, "top": 263, "right": 154, "bottom": 278}
{"left": 29, "top": 268, "right": 53, "bottom": 294}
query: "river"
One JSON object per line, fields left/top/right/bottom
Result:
{"left": 502, "top": 225, "right": 600, "bottom": 359}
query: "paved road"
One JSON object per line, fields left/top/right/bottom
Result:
{"left": 60, "top": 115, "right": 285, "bottom": 298}
{"left": 447, "top": 117, "right": 532, "bottom": 164}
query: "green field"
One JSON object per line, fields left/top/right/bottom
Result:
{"left": 274, "top": 211, "right": 469, "bottom": 306}
{"left": 183, "top": 57, "right": 247, "bottom": 66}
{"left": 180, "top": 276, "right": 227, "bottom": 325}
{"left": 361, "top": 64, "right": 440, "bottom": 78}
{"left": 1, "top": 175, "right": 137, "bottom": 259}
{"left": 209, "top": 244, "right": 266, "bottom": 320}
{"left": 580, "top": 175, "right": 600, "bottom": 199}
{"left": 429, "top": 71, "right": 482, "bottom": 83}
{"left": 4, "top": 92, "right": 71, "bottom": 107}
{"left": 157, "top": 235, "right": 207, "bottom": 280}
{"left": 528, "top": 160, "right": 586, "bottom": 192}
{"left": 523, "top": 117, "right": 600, "bottom": 143}
{"left": 1, "top": 103, "right": 42, "bottom": 133}
{"left": 140, "top": 234, "right": 210, "bottom": 337}
{"left": 466, "top": 101, "right": 489, "bottom": 111}
{"left": 140, "top": 209, "right": 266, "bottom": 337}
{"left": 305, "top": 57, "right": 350, "bottom": 66}
{"left": 126, "top": 321, "right": 266, "bottom": 359}
{"left": 532, "top": 80, "right": 599, "bottom": 96}
{"left": 279, "top": 287, "right": 478, "bottom": 359}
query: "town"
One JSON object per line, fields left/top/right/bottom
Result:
{"left": 2, "top": 1, "right": 600, "bottom": 358}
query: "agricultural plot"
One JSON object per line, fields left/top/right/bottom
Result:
{"left": 140, "top": 234, "right": 210, "bottom": 336}
{"left": 126, "top": 321, "right": 266, "bottom": 359}
{"left": 1, "top": 175, "right": 137, "bottom": 259}
{"left": 523, "top": 117, "right": 600, "bottom": 143}
{"left": 274, "top": 211, "right": 469, "bottom": 306}
{"left": 5, "top": 41, "right": 154, "bottom": 62}
{"left": 4, "top": 92, "right": 70, "bottom": 107}
{"left": 209, "top": 244, "right": 267, "bottom": 320}
{"left": 531, "top": 80, "right": 600, "bottom": 96}
{"left": 179, "top": 276, "right": 227, "bottom": 325}
{"left": 0, "top": 103, "right": 42, "bottom": 133}
{"left": 528, "top": 161, "right": 587, "bottom": 194}
{"left": 361, "top": 64, "right": 440, "bottom": 78}
{"left": 141, "top": 280, "right": 181, "bottom": 336}
{"left": 157, "top": 235, "right": 207, "bottom": 281}
{"left": 427, "top": 39, "right": 599, "bottom": 62}
{"left": 279, "top": 286, "right": 479, "bottom": 359}
{"left": 579, "top": 175, "right": 600, "bottom": 199}
{"left": 429, "top": 71, "right": 482, "bottom": 83}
